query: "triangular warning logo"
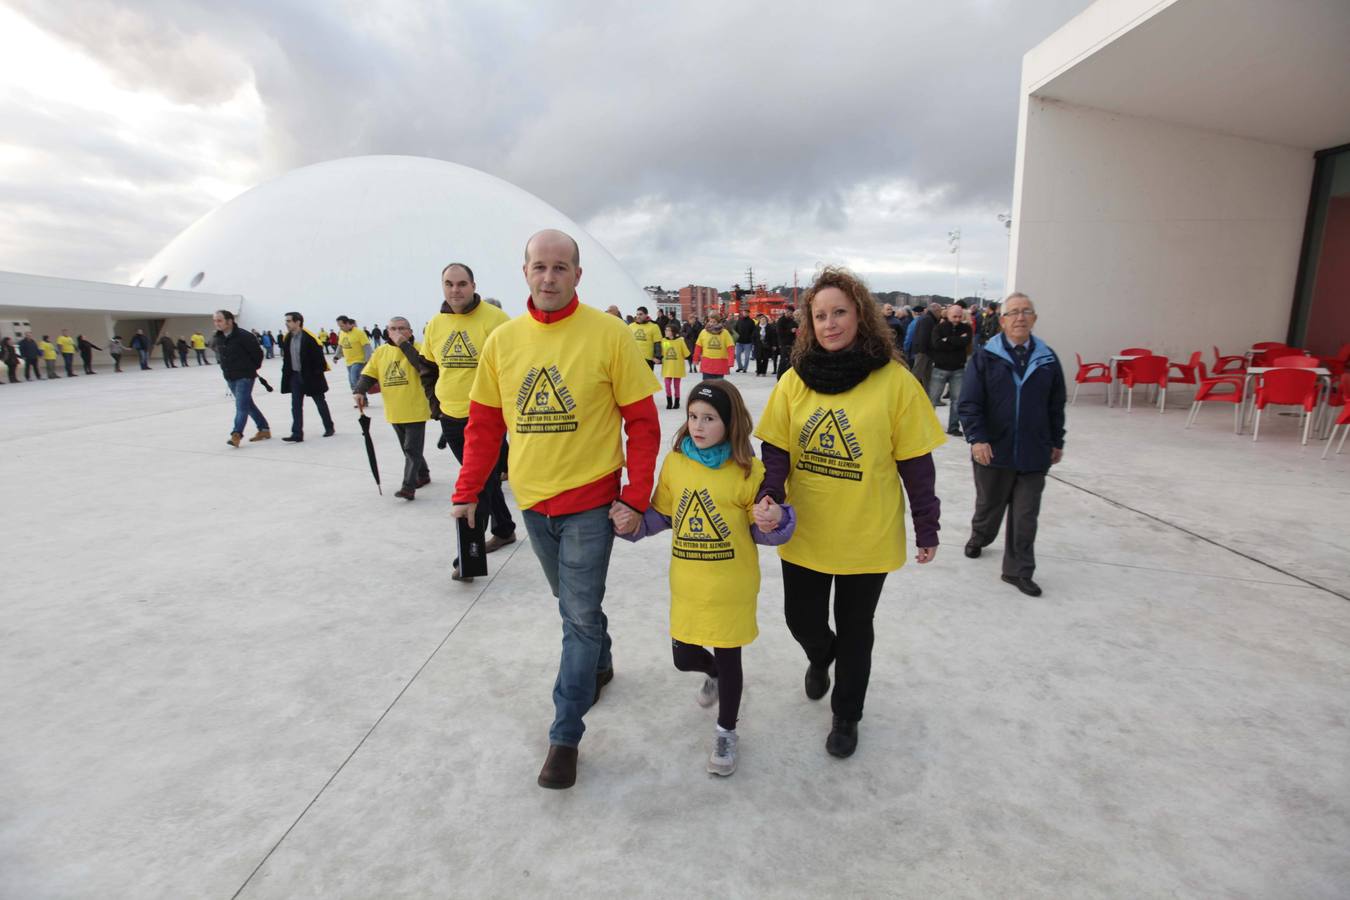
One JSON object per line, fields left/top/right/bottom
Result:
{"left": 665, "top": 345, "right": 677, "bottom": 360}
{"left": 521, "top": 367, "right": 568, "bottom": 415}
{"left": 803, "top": 410, "right": 857, "bottom": 460}
{"left": 675, "top": 491, "right": 723, "bottom": 543}
{"left": 384, "top": 357, "right": 410, "bottom": 386}
{"left": 442, "top": 331, "right": 475, "bottom": 361}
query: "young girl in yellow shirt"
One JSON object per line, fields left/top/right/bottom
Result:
{"left": 621, "top": 380, "right": 795, "bottom": 776}
{"left": 659, "top": 324, "right": 691, "bottom": 409}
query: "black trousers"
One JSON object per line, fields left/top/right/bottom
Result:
{"left": 781, "top": 560, "right": 887, "bottom": 723}
{"left": 672, "top": 640, "right": 743, "bottom": 731}
{"left": 23, "top": 358, "right": 38, "bottom": 379}
{"left": 442, "top": 415, "right": 515, "bottom": 538}
{"left": 5, "top": 362, "right": 17, "bottom": 383}
{"left": 969, "top": 462, "right": 1046, "bottom": 578}
{"left": 63, "top": 353, "right": 75, "bottom": 376}
{"left": 910, "top": 353, "right": 934, "bottom": 393}
{"left": 755, "top": 346, "right": 774, "bottom": 375}
{"left": 392, "top": 421, "right": 430, "bottom": 492}
{"left": 288, "top": 371, "right": 333, "bottom": 437}
{"left": 162, "top": 350, "right": 175, "bottom": 368}
{"left": 195, "top": 349, "right": 208, "bottom": 365}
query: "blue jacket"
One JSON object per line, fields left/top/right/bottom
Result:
{"left": 903, "top": 317, "right": 920, "bottom": 356}
{"left": 958, "top": 335, "right": 1066, "bottom": 472}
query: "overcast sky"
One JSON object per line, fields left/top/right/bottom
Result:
{"left": 0, "top": 0, "right": 1093, "bottom": 299}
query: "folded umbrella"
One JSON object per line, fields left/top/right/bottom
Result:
{"left": 358, "top": 413, "right": 382, "bottom": 495}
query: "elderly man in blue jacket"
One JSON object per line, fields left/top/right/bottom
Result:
{"left": 957, "top": 292, "right": 1066, "bottom": 597}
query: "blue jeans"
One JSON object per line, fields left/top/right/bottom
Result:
{"left": 735, "top": 342, "right": 753, "bottom": 371}
{"left": 347, "top": 362, "right": 363, "bottom": 391}
{"left": 522, "top": 505, "right": 616, "bottom": 748}
{"left": 137, "top": 349, "right": 149, "bottom": 369}
{"left": 927, "top": 366, "right": 964, "bottom": 430}
{"left": 227, "top": 377, "right": 269, "bottom": 434}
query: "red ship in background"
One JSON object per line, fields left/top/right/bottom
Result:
{"left": 727, "top": 267, "right": 796, "bottom": 319}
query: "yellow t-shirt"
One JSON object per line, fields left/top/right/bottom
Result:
{"left": 39, "top": 341, "right": 56, "bottom": 360}
{"left": 629, "top": 321, "right": 662, "bottom": 361}
{"left": 470, "top": 301, "right": 661, "bottom": 509}
{"left": 695, "top": 328, "right": 731, "bottom": 360}
{"left": 339, "top": 327, "right": 370, "bottom": 364}
{"left": 316, "top": 329, "right": 328, "bottom": 347}
{"left": 56, "top": 336, "right": 76, "bottom": 354}
{"left": 190, "top": 333, "right": 206, "bottom": 350}
{"left": 652, "top": 452, "right": 764, "bottom": 647}
{"left": 660, "top": 338, "right": 691, "bottom": 378}
{"left": 754, "top": 362, "right": 944, "bottom": 574}
{"left": 422, "top": 301, "right": 511, "bottom": 419}
{"left": 361, "top": 344, "right": 431, "bottom": 424}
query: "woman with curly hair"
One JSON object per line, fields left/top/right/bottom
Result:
{"left": 754, "top": 266, "right": 945, "bottom": 758}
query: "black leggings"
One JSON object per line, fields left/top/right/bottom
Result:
{"left": 672, "top": 640, "right": 742, "bottom": 731}
{"left": 781, "top": 559, "right": 887, "bottom": 722}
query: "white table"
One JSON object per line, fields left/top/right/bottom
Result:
{"left": 1107, "top": 354, "right": 1142, "bottom": 407}
{"left": 1240, "top": 366, "right": 1331, "bottom": 438}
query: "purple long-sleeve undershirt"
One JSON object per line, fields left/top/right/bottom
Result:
{"left": 620, "top": 503, "right": 797, "bottom": 546}
{"left": 758, "top": 441, "right": 940, "bottom": 548}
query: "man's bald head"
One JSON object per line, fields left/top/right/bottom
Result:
{"left": 524, "top": 229, "right": 580, "bottom": 267}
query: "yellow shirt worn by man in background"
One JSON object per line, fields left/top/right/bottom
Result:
{"left": 190, "top": 333, "right": 207, "bottom": 350}
{"left": 56, "top": 335, "right": 75, "bottom": 354}
{"left": 340, "top": 326, "right": 370, "bottom": 365}
{"left": 423, "top": 300, "right": 511, "bottom": 419}
{"left": 629, "top": 318, "right": 662, "bottom": 366}
{"left": 39, "top": 340, "right": 56, "bottom": 360}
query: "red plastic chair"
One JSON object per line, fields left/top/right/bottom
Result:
{"left": 1168, "top": 351, "right": 1202, "bottom": 386}
{"left": 1072, "top": 352, "right": 1111, "bottom": 405}
{"left": 1316, "top": 343, "right": 1350, "bottom": 378}
{"left": 1270, "top": 355, "right": 1318, "bottom": 368}
{"left": 1115, "top": 347, "right": 1153, "bottom": 382}
{"left": 1120, "top": 355, "right": 1170, "bottom": 413}
{"left": 1212, "top": 345, "right": 1246, "bottom": 374}
{"left": 1185, "top": 362, "right": 1245, "bottom": 432}
{"left": 1251, "top": 369, "right": 1319, "bottom": 444}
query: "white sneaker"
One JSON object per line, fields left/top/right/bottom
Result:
{"left": 707, "top": 728, "right": 738, "bottom": 776}
{"left": 696, "top": 676, "right": 719, "bottom": 708}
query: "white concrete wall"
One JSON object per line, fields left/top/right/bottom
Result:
{"left": 1008, "top": 97, "right": 1313, "bottom": 374}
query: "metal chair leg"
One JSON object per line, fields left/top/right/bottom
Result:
{"left": 1127, "top": 386, "right": 1133, "bottom": 412}
{"left": 1302, "top": 409, "right": 1311, "bottom": 445}
{"left": 1233, "top": 402, "right": 1241, "bottom": 434}
{"left": 1072, "top": 382, "right": 1080, "bottom": 405}
{"left": 1339, "top": 424, "right": 1349, "bottom": 455}
{"left": 1253, "top": 408, "right": 1261, "bottom": 441}
{"left": 1186, "top": 401, "right": 1198, "bottom": 428}
{"left": 1158, "top": 387, "right": 1166, "bottom": 413}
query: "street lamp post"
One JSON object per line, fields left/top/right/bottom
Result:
{"left": 947, "top": 228, "right": 961, "bottom": 304}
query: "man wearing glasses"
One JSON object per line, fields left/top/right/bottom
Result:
{"left": 956, "top": 292, "right": 1066, "bottom": 597}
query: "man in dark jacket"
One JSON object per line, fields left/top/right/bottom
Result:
{"left": 18, "top": 332, "right": 40, "bottom": 380}
{"left": 774, "top": 308, "right": 798, "bottom": 380}
{"left": 927, "top": 305, "right": 973, "bottom": 435}
{"left": 214, "top": 310, "right": 270, "bottom": 447}
{"left": 908, "top": 303, "right": 943, "bottom": 393}
{"left": 129, "top": 329, "right": 151, "bottom": 370}
{"left": 957, "top": 292, "right": 1066, "bottom": 597}
{"left": 158, "top": 333, "right": 177, "bottom": 368}
{"left": 279, "top": 311, "right": 334, "bottom": 442}
{"left": 733, "top": 312, "right": 756, "bottom": 373}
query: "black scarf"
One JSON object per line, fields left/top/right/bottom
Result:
{"left": 794, "top": 344, "right": 890, "bottom": 394}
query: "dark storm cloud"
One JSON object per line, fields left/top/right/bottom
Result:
{"left": 4, "top": 0, "right": 1093, "bottom": 291}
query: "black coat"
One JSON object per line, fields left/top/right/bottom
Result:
{"left": 929, "top": 321, "right": 973, "bottom": 371}
{"left": 734, "top": 316, "right": 756, "bottom": 344}
{"left": 18, "top": 337, "right": 38, "bottom": 360}
{"left": 755, "top": 322, "right": 778, "bottom": 351}
{"left": 279, "top": 330, "right": 329, "bottom": 396}
{"left": 775, "top": 316, "right": 798, "bottom": 355}
{"left": 910, "top": 311, "right": 939, "bottom": 358}
{"left": 216, "top": 326, "right": 264, "bottom": 380}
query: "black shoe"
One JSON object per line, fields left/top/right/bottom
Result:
{"left": 593, "top": 667, "right": 614, "bottom": 704}
{"left": 282, "top": 435, "right": 303, "bottom": 442}
{"left": 416, "top": 475, "right": 431, "bottom": 488}
{"left": 322, "top": 428, "right": 335, "bottom": 437}
{"left": 451, "top": 561, "right": 474, "bottom": 583}
{"left": 537, "top": 744, "right": 578, "bottom": 790}
{"left": 436, "top": 434, "right": 448, "bottom": 450}
{"left": 1001, "top": 575, "right": 1042, "bottom": 597}
{"left": 394, "top": 488, "right": 415, "bottom": 501}
{"left": 964, "top": 543, "right": 982, "bottom": 559}
{"left": 665, "top": 396, "right": 672, "bottom": 409}
{"left": 826, "top": 716, "right": 858, "bottom": 758}
{"left": 804, "top": 661, "right": 830, "bottom": 700}
{"left": 946, "top": 426, "right": 962, "bottom": 436}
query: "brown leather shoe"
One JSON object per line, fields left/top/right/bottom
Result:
{"left": 249, "top": 429, "right": 271, "bottom": 442}
{"left": 537, "top": 744, "right": 578, "bottom": 789}
{"left": 484, "top": 532, "right": 516, "bottom": 553}
{"left": 227, "top": 432, "right": 242, "bottom": 448}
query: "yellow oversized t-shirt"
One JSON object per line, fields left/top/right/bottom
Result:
{"left": 339, "top": 327, "right": 370, "bottom": 364}
{"left": 361, "top": 344, "right": 431, "bottom": 424}
{"left": 652, "top": 453, "right": 764, "bottom": 647}
{"left": 422, "top": 301, "right": 510, "bottom": 419}
{"left": 695, "top": 328, "right": 731, "bottom": 360}
{"left": 630, "top": 321, "right": 662, "bottom": 361}
{"left": 660, "top": 338, "right": 690, "bottom": 378}
{"left": 470, "top": 301, "right": 660, "bottom": 510}
{"left": 190, "top": 333, "right": 207, "bottom": 350}
{"left": 56, "top": 336, "right": 75, "bottom": 354}
{"left": 39, "top": 341, "right": 56, "bottom": 360}
{"left": 755, "top": 361, "right": 944, "bottom": 574}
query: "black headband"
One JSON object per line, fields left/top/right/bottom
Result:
{"left": 687, "top": 384, "right": 732, "bottom": 428}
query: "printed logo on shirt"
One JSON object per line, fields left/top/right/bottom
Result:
{"left": 665, "top": 346, "right": 677, "bottom": 360}
{"left": 707, "top": 337, "right": 723, "bottom": 350}
{"left": 796, "top": 406, "right": 864, "bottom": 481}
{"left": 438, "top": 331, "right": 479, "bottom": 369}
{"left": 383, "top": 357, "right": 411, "bottom": 387}
{"left": 671, "top": 488, "right": 734, "bottom": 561}
{"left": 515, "top": 364, "right": 578, "bottom": 433}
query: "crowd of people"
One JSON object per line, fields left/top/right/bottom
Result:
{"left": 205, "top": 229, "right": 1066, "bottom": 789}
{"left": 0, "top": 326, "right": 232, "bottom": 383}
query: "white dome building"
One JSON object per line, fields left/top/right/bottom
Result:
{"left": 135, "top": 155, "right": 644, "bottom": 331}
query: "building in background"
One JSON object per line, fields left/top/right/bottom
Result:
{"left": 1008, "top": 0, "right": 1350, "bottom": 372}
{"left": 643, "top": 285, "right": 681, "bottom": 320}
{"left": 679, "top": 284, "right": 722, "bottom": 321}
